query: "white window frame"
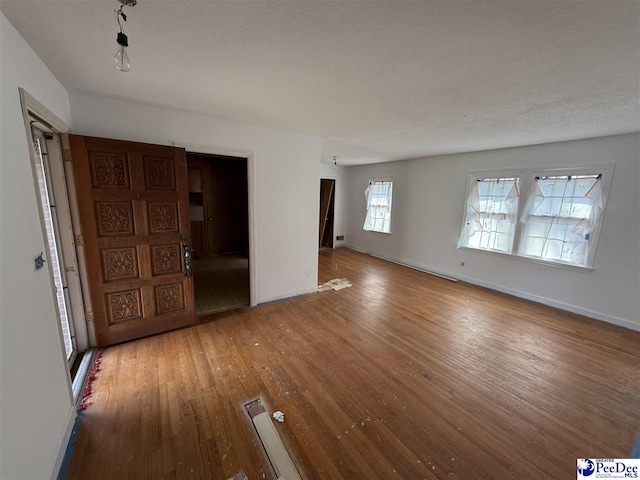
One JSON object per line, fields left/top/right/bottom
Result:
{"left": 363, "top": 179, "right": 393, "bottom": 234}
{"left": 457, "top": 171, "right": 522, "bottom": 254}
{"left": 458, "top": 164, "right": 615, "bottom": 272}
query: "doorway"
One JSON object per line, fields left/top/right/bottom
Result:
{"left": 20, "top": 89, "right": 91, "bottom": 383}
{"left": 187, "top": 153, "right": 250, "bottom": 315}
{"left": 319, "top": 178, "right": 335, "bottom": 249}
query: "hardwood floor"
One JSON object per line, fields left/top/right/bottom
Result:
{"left": 193, "top": 254, "right": 250, "bottom": 316}
{"left": 66, "top": 248, "right": 640, "bottom": 480}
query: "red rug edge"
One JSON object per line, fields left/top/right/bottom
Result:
{"left": 77, "top": 349, "right": 104, "bottom": 412}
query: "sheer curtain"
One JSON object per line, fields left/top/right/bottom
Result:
{"left": 458, "top": 177, "right": 520, "bottom": 253}
{"left": 519, "top": 175, "right": 603, "bottom": 267}
{"left": 363, "top": 181, "right": 393, "bottom": 233}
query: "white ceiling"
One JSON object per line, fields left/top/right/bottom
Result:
{"left": 1, "top": 0, "right": 639, "bottom": 165}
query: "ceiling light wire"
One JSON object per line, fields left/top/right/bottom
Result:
{"left": 113, "top": 0, "right": 135, "bottom": 72}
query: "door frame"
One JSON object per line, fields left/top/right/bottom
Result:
{"left": 319, "top": 178, "right": 336, "bottom": 249}
{"left": 19, "top": 88, "right": 93, "bottom": 355}
{"left": 176, "top": 142, "right": 258, "bottom": 307}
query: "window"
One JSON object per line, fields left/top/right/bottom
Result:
{"left": 363, "top": 180, "right": 393, "bottom": 233}
{"left": 458, "top": 166, "right": 613, "bottom": 270}
{"left": 520, "top": 174, "right": 604, "bottom": 268}
{"left": 32, "top": 133, "right": 76, "bottom": 360}
{"left": 458, "top": 176, "right": 520, "bottom": 253}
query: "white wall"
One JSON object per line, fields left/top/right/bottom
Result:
{"left": 320, "top": 162, "right": 347, "bottom": 247}
{"left": 69, "top": 93, "right": 321, "bottom": 304}
{"left": 346, "top": 134, "right": 640, "bottom": 331}
{"left": 0, "top": 12, "right": 76, "bottom": 479}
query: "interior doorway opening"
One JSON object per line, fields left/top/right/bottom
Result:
{"left": 319, "top": 178, "right": 335, "bottom": 249}
{"left": 187, "top": 152, "right": 250, "bottom": 316}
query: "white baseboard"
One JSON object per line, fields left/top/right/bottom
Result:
{"left": 344, "top": 245, "right": 640, "bottom": 332}
{"left": 453, "top": 271, "right": 639, "bottom": 332}
{"left": 50, "top": 405, "right": 76, "bottom": 480}
{"left": 259, "top": 286, "right": 318, "bottom": 306}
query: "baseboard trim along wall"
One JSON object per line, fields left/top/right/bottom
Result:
{"left": 51, "top": 405, "right": 77, "bottom": 480}
{"left": 345, "top": 245, "right": 640, "bottom": 333}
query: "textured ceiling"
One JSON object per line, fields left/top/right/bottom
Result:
{"left": 1, "top": 0, "right": 639, "bottom": 165}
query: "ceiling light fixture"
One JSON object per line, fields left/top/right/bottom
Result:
{"left": 321, "top": 154, "right": 339, "bottom": 169}
{"left": 114, "top": 0, "right": 136, "bottom": 72}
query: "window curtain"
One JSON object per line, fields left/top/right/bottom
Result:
{"left": 458, "top": 178, "right": 519, "bottom": 253}
{"left": 519, "top": 175, "right": 603, "bottom": 266}
{"left": 363, "top": 181, "right": 393, "bottom": 233}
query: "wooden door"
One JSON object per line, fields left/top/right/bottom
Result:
{"left": 70, "top": 135, "right": 196, "bottom": 346}
{"left": 319, "top": 179, "right": 335, "bottom": 248}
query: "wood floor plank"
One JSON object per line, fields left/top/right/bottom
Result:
{"left": 66, "top": 248, "right": 640, "bottom": 480}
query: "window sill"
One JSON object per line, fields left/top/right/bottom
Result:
{"left": 363, "top": 229, "right": 392, "bottom": 234}
{"left": 458, "top": 246, "right": 595, "bottom": 273}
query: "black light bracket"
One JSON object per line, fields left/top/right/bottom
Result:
{"left": 117, "top": 31, "right": 128, "bottom": 47}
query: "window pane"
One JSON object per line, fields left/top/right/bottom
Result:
{"left": 458, "top": 177, "right": 519, "bottom": 253}
{"left": 519, "top": 174, "right": 602, "bottom": 267}
{"left": 364, "top": 181, "right": 393, "bottom": 233}
{"left": 522, "top": 235, "right": 546, "bottom": 257}
{"left": 477, "top": 178, "right": 518, "bottom": 214}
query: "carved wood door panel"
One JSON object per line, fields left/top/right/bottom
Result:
{"left": 70, "top": 135, "right": 196, "bottom": 346}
